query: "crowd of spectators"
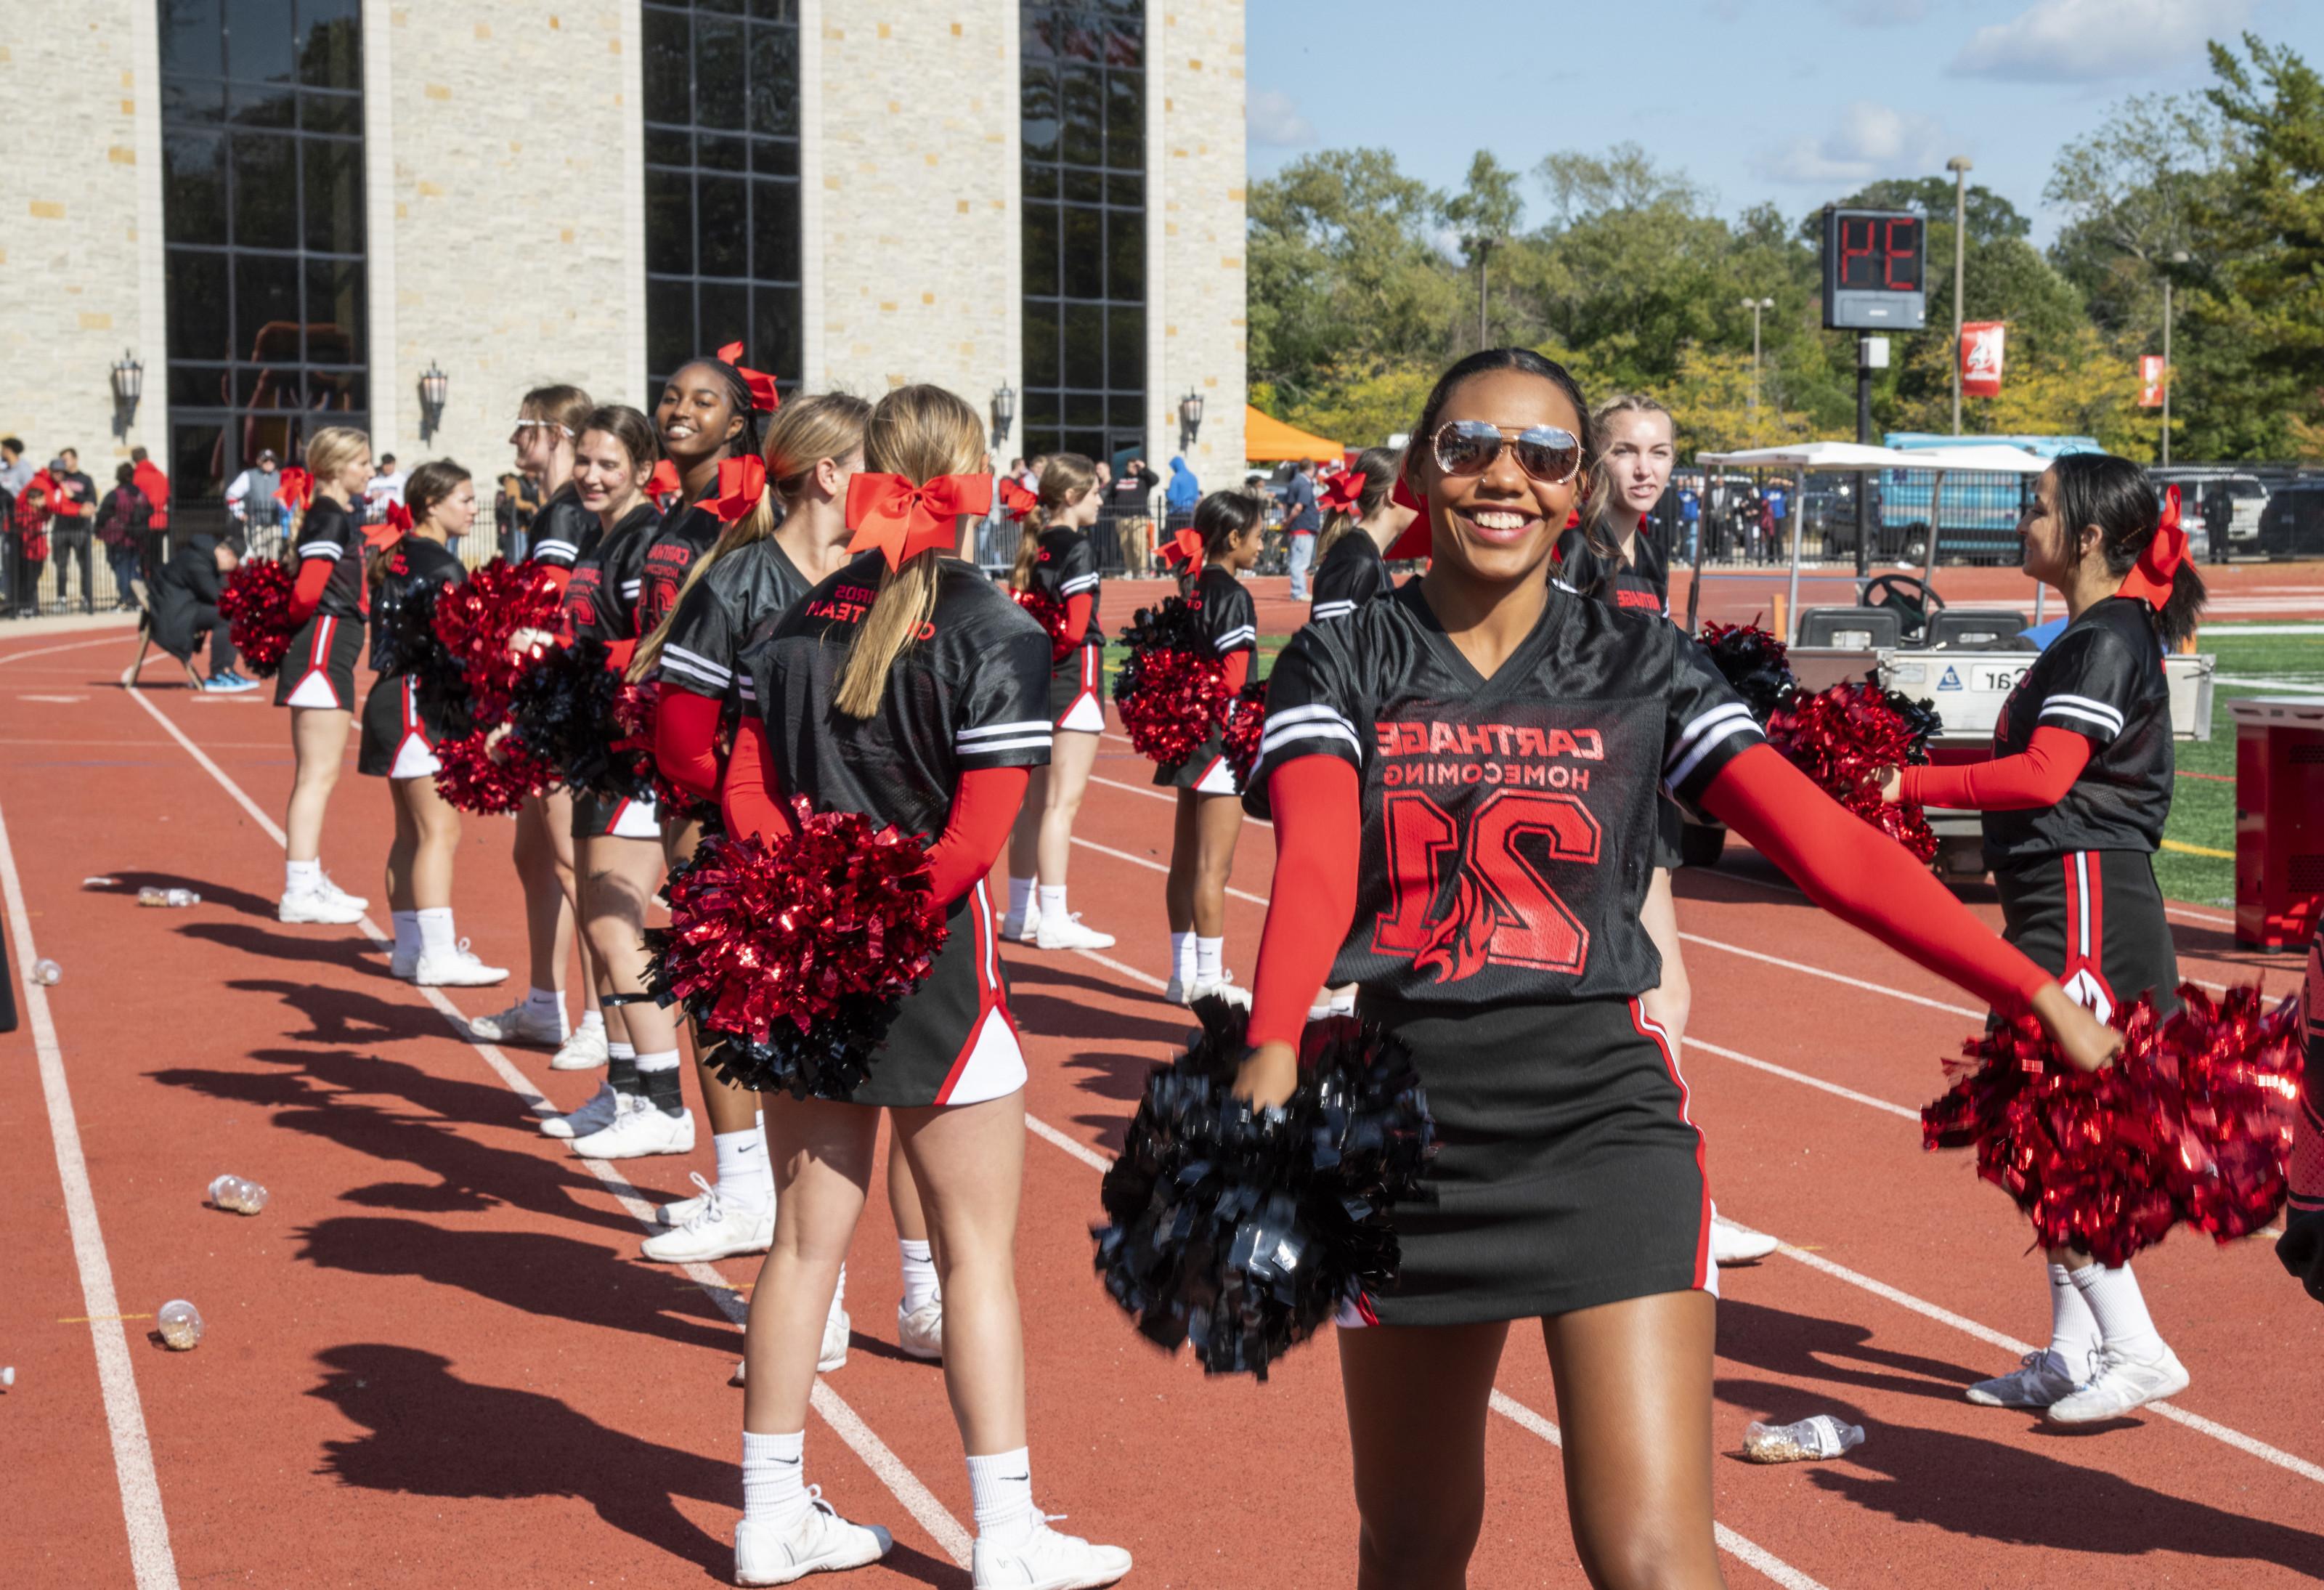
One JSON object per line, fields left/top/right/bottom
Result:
{"left": 1, "top": 436, "right": 174, "bottom": 617}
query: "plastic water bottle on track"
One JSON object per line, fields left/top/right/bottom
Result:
{"left": 1742, "top": 1415, "right": 1864, "bottom": 1464}
{"left": 138, "top": 887, "right": 200, "bottom": 908}
{"left": 28, "top": 958, "right": 60, "bottom": 986}
{"left": 157, "top": 1299, "right": 204, "bottom": 1351}
{"left": 207, "top": 1175, "right": 267, "bottom": 1214}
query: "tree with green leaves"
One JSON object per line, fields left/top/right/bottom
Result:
{"left": 1442, "top": 151, "right": 1524, "bottom": 350}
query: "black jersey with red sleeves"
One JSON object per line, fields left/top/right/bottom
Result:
{"left": 1187, "top": 564, "right": 1256, "bottom": 655}
{"left": 636, "top": 503, "right": 723, "bottom": 638}
{"left": 1024, "top": 527, "right": 1102, "bottom": 646}
{"left": 747, "top": 551, "right": 1055, "bottom": 839}
{"left": 525, "top": 483, "right": 601, "bottom": 571}
{"left": 1245, "top": 581, "right": 1763, "bottom": 1005}
{"left": 1982, "top": 594, "right": 2173, "bottom": 864}
{"left": 1553, "top": 524, "right": 1669, "bottom": 619}
{"left": 367, "top": 536, "right": 465, "bottom": 674}
{"left": 659, "top": 537, "right": 809, "bottom": 702}
{"left": 293, "top": 498, "right": 367, "bottom": 620}
{"left": 563, "top": 503, "right": 659, "bottom": 644}
{"left": 1309, "top": 532, "right": 1391, "bottom": 621}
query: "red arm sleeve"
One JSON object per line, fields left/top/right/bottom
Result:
{"left": 288, "top": 555, "right": 333, "bottom": 625}
{"left": 924, "top": 768, "right": 1032, "bottom": 905}
{"left": 1063, "top": 591, "right": 1093, "bottom": 644}
{"left": 719, "top": 715, "right": 795, "bottom": 845}
{"left": 1247, "top": 758, "right": 1362, "bottom": 1048}
{"left": 1898, "top": 726, "right": 2091, "bottom": 811}
{"left": 1700, "top": 744, "right": 2051, "bottom": 1018}
{"left": 603, "top": 637, "right": 637, "bottom": 673}
{"left": 654, "top": 683, "right": 726, "bottom": 802}
{"left": 1222, "top": 650, "right": 1251, "bottom": 694}
{"left": 538, "top": 564, "right": 573, "bottom": 596}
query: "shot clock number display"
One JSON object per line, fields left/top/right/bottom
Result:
{"left": 1821, "top": 207, "right": 1927, "bottom": 331}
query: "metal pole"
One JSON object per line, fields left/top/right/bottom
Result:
{"left": 1949, "top": 158, "right": 1970, "bottom": 436}
{"left": 1750, "top": 304, "right": 1763, "bottom": 444}
{"left": 1921, "top": 470, "right": 1947, "bottom": 591}
{"left": 1855, "top": 338, "right": 1872, "bottom": 579}
{"left": 2161, "top": 276, "right": 2173, "bottom": 469}
{"left": 1784, "top": 468, "right": 1804, "bottom": 644}
{"left": 1477, "top": 246, "right": 1490, "bottom": 350}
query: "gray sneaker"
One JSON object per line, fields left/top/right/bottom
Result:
{"left": 1965, "top": 1349, "right": 2080, "bottom": 1408}
{"left": 2044, "top": 1344, "right": 2189, "bottom": 1424}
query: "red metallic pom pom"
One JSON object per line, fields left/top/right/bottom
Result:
{"left": 1014, "top": 588, "right": 1078, "bottom": 663}
{"left": 1767, "top": 678, "right": 1939, "bottom": 861}
{"left": 1115, "top": 598, "right": 1231, "bottom": 768}
{"left": 218, "top": 558, "right": 298, "bottom": 678}
{"left": 610, "top": 681, "right": 710, "bottom": 816}
{"left": 1922, "top": 983, "right": 2304, "bottom": 1266}
{"left": 1222, "top": 678, "right": 1267, "bottom": 790}
{"left": 431, "top": 727, "right": 561, "bottom": 816}
{"left": 431, "top": 556, "right": 565, "bottom": 716}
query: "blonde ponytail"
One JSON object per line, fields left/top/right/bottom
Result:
{"left": 1010, "top": 451, "right": 1097, "bottom": 591}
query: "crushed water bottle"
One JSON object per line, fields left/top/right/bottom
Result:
{"left": 207, "top": 1175, "right": 268, "bottom": 1214}
{"left": 138, "top": 887, "right": 200, "bottom": 908}
{"left": 1, "top": 1365, "right": 14, "bottom": 1389}
{"left": 28, "top": 958, "right": 60, "bottom": 986}
{"left": 157, "top": 1299, "right": 204, "bottom": 1351}
{"left": 81, "top": 876, "right": 121, "bottom": 888}
{"left": 1742, "top": 1415, "right": 1864, "bottom": 1464}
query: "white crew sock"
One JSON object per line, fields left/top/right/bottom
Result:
{"left": 1195, "top": 936, "right": 1224, "bottom": 984}
{"left": 898, "top": 1238, "right": 939, "bottom": 1315}
{"left": 391, "top": 910, "right": 420, "bottom": 961}
{"left": 2069, "top": 1262, "right": 2166, "bottom": 1361}
{"left": 742, "top": 1429, "right": 810, "bottom": 1530}
{"left": 1170, "top": 930, "right": 1197, "bottom": 986}
{"left": 572, "top": 1007, "right": 604, "bottom": 1037}
{"left": 2047, "top": 1261, "right": 2102, "bottom": 1367}
{"left": 416, "top": 906, "right": 457, "bottom": 957}
{"left": 1007, "top": 876, "right": 1037, "bottom": 924}
{"left": 285, "top": 858, "right": 321, "bottom": 894}
{"left": 714, "top": 1127, "right": 771, "bottom": 1213}
{"left": 1038, "top": 884, "right": 1068, "bottom": 923}
{"left": 966, "top": 1447, "right": 1037, "bottom": 1546}
{"left": 526, "top": 986, "right": 566, "bottom": 1020}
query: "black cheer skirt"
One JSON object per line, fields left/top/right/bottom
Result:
{"left": 813, "top": 878, "right": 1025, "bottom": 1110}
{"left": 357, "top": 676, "right": 450, "bottom": 779}
{"left": 273, "top": 611, "right": 365, "bottom": 710}
{"left": 1050, "top": 644, "right": 1105, "bottom": 733}
{"left": 1994, "top": 848, "right": 2179, "bottom": 1024}
{"left": 1152, "top": 721, "right": 1240, "bottom": 795}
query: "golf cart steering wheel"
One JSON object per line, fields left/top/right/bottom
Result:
{"left": 1862, "top": 573, "right": 1946, "bottom": 643}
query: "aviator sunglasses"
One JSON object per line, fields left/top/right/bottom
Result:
{"left": 1429, "top": 419, "right": 1584, "bottom": 486}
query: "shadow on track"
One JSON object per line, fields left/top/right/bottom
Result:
{"left": 184, "top": 919, "right": 389, "bottom": 977}
{"left": 1715, "top": 1297, "right": 1993, "bottom": 1406}
{"left": 82, "top": 868, "right": 282, "bottom": 920}
{"left": 224, "top": 976, "right": 448, "bottom": 1045}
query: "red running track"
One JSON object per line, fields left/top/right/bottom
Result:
{"left": 3, "top": 625, "right": 2321, "bottom": 1589}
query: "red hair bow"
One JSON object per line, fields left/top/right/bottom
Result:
{"left": 703, "top": 455, "right": 769, "bottom": 524}
{"left": 1158, "top": 525, "right": 1206, "bottom": 577}
{"left": 1385, "top": 476, "right": 1432, "bottom": 561}
{"left": 275, "top": 467, "right": 314, "bottom": 510}
{"left": 1318, "top": 470, "right": 1366, "bottom": 517}
{"left": 715, "top": 341, "right": 781, "bottom": 414}
{"left": 362, "top": 500, "right": 412, "bottom": 549}
{"left": 2118, "top": 484, "right": 2187, "bottom": 611}
{"left": 845, "top": 473, "right": 994, "bottom": 571}
{"left": 645, "top": 460, "right": 682, "bottom": 506}
{"left": 998, "top": 477, "right": 1038, "bottom": 522}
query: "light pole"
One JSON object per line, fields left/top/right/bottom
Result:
{"left": 2161, "top": 250, "right": 2189, "bottom": 468}
{"left": 1740, "top": 297, "right": 1774, "bottom": 444}
{"left": 1946, "top": 155, "right": 1972, "bottom": 435}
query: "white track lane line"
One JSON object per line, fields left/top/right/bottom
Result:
{"left": 124, "top": 687, "right": 977, "bottom": 1568}
{"left": 0, "top": 798, "right": 182, "bottom": 1589}
{"left": 0, "top": 633, "right": 138, "bottom": 667}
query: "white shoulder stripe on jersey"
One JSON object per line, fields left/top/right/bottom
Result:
{"left": 1664, "top": 700, "right": 1757, "bottom": 767}
{"left": 1664, "top": 712, "right": 1763, "bottom": 790}
{"left": 658, "top": 657, "right": 730, "bottom": 692}
{"left": 619, "top": 580, "right": 642, "bottom": 596}
{"left": 2039, "top": 701, "right": 2124, "bottom": 734}
{"left": 1551, "top": 577, "right": 1580, "bottom": 593}
{"left": 959, "top": 718, "right": 1053, "bottom": 742}
{"left": 959, "top": 734, "right": 1054, "bottom": 755}
{"left": 1310, "top": 601, "right": 1357, "bottom": 620}
{"left": 1264, "top": 702, "right": 1356, "bottom": 733}
{"left": 662, "top": 644, "right": 734, "bottom": 688}
{"left": 737, "top": 680, "right": 757, "bottom": 702}
{"left": 1261, "top": 719, "right": 1363, "bottom": 758}
{"left": 532, "top": 539, "right": 580, "bottom": 560}
{"left": 1058, "top": 572, "right": 1100, "bottom": 593}
{"left": 2041, "top": 692, "right": 2124, "bottom": 729}
{"left": 1214, "top": 625, "right": 1257, "bottom": 649}
{"left": 297, "top": 541, "right": 344, "bottom": 560}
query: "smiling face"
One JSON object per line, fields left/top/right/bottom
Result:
{"left": 655, "top": 362, "right": 745, "bottom": 469}
{"left": 2018, "top": 468, "right": 2094, "bottom": 587}
{"left": 1410, "top": 368, "right": 1588, "bottom": 589}
{"left": 572, "top": 428, "right": 649, "bottom": 516}
{"left": 1598, "top": 407, "right": 1675, "bottom": 522}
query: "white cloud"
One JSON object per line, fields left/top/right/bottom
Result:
{"left": 1949, "top": 0, "right": 2248, "bottom": 81}
{"left": 1246, "top": 88, "right": 1317, "bottom": 148}
{"left": 1752, "top": 101, "right": 1952, "bottom": 185}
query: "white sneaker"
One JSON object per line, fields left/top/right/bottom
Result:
{"left": 641, "top": 1175, "right": 774, "bottom": 1262}
{"left": 1188, "top": 975, "right": 1250, "bottom": 1010}
{"left": 1003, "top": 908, "right": 1041, "bottom": 944}
{"left": 2044, "top": 1344, "right": 2190, "bottom": 1424}
{"left": 734, "top": 1488, "right": 893, "bottom": 1586}
{"left": 1711, "top": 1218, "right": 1778, "bottom": 1265}
{"left": 972, "top": 1516, "right": 1132, "bottom": 1590}
{"left": 550, "top": 1021, "right": 610, "bottom": 1071}
{"left": 731, "top": 1297, "right": 851, "bottom": 1384}
{"left": 572, "top": 1098, "right": 696, "bottom": 1159}
{"left": 1965, "top": 1349, "right": 2081, "bottom": 1409}
{"left": 1162, "top": 976, "right": 1194, "bottom": 1006}
{"left": 540, "top": 1082, "right": 622, "bottom": 1140}
{"left": 897, "top": 1297, "right": 943, "bottom": 1361}
{"left": 1036, "top": 914, "right": 1115, "bottom": 951}
{"left": 466, "top": 998, "right": 569, "bottom": 1047}
{"left": 279, "top": 888, "right": 365, "bottom": 926}
{"left": 414, "top": 942, "right": 509, "bottom": 987}
{"left": 316, "top": 876, "right": 369, "bottom": 914}
{"left": 657, "top": 1183, "right": 711, "bottom": 1227}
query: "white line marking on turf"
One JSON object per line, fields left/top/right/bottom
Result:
{"left": 0, "top": 798, "right": 182, "bottom": 1589}
{"left": 1685, "top": 1038, "right": 1922, "bottom": 1121}
{"left": 1070, "top": 834, "right": 1267, "bottom": 905}
{"left": 126, "top": 687, "right": 978, "bottom": 1567}
{"left": 1678, "top": 933, "right": 1983, "bottom": 1019}
{"left": 0, "top": 633, "right": 137, "bottom": 667}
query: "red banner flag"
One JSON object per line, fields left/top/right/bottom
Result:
{"left": 2138, "top": 354, "right": 2166, "bottom": 408}
{"left": 1961, "top": 322, "right": 2006, "bottom": 399}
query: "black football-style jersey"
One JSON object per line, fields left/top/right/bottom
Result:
{"left": 1024, "top": 527, "right": 1102, "bottom": 646}
{"left": 1553, "top": 524, "right": 1669, "bottom": 619}
{"left": 294, "top": 498, "right": 367, "bottom": 620}
{"left": 367, "top": 536, "right": 465, "bottom": 673}
{"left": 638, "top": 503, "right": 723, "bottom": 638}
{"left": 564, "top": 503, "right": 659, "bottom": 644}
{"left": 1189, "top": 564, "right": 1256, "bottom": 657}
{"left": 1309, "top": 532, "right": 1391, "bottom": 622}
{"left": 1247, "top": 581, "right": 1763, "bottom": 1005}
{"left": 659, "top": 536, "right": 810, "bottom": 702}
{"left": 1981, "top": 595, "right": 2173, "bottom": 865}
{"left": 526, "top": 482, "right": 601, "bottom": 571}
{"left": 747, "top": 551, "right": 1054, "bottom": 840}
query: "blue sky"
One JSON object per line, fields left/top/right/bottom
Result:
{"left": 1245, "top": 0, "right": 2323, "bottom": 244}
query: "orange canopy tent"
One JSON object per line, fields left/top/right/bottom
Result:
{"left": 1243, "top": 406, "right": 1343, "bottom": 463}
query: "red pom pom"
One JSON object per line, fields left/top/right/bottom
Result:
{"left": 431, "top": 727, "right": 560, "bottom": 816}
{"left": 609, "top": 681, "right": 711, "bottom": 816}
{"left": 1766, "top": 679, "right": 1938, "bottom": 861}
{"left": 1222, "top": 678, "right": 1267, "bottom": 789}
{"left": 1014, "top": 588, "right": 1078, "bottom": 663}
{"left": 218, "top": 558, "right": 298, "bottom": 677}
{"left": 1118, "top": 649, "right": 1230, "bottom": 768}
{"left": 1922, "top": 983, "right": 2304, "bottom": 1265}
{"left": 431, "top": 557, "right": 566, "bottom": 717}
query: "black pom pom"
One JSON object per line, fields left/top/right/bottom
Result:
{"left": 1093, "top": 999, "right": 1436, "bottom": 1379}
{"left": 1697, "top": 620, "right": 1796, "bottom": 723}
{"left": 502, "top": 638, "right": 655, "bottom": 802}
{"left": 370, "top": 578, "right": 473, "bottom": 737}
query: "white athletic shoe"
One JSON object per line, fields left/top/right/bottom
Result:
{"left": 550, "top": 1021, "right": 610, "bottom": 1071}
{"left": 572, "top": 1098, "right": 696, "bottom": 1159}
{"left": 971, "top": 1517, "right": 1132, "bottom": 1590}
{"left": 897, "top": 1297, "right": 943, "bottom": 1361}
{"left": 1965, "top": 1349, "right": 2081, "bottom": 1409}
{"left": 1189, "top": 975, "right": 1251, "bottom": 1010}
{"left": 734, "top": 1488, "right": 893, "bottom": 1586}
{"left": 414, "top": 943, "right": 509, "bottom": 988}
{"left": 1710, "top": 1218, "right": 1778, "bottom": 1265}
{"left": 278, "top": 887, "right": 365, "bottom": 926}
{"left": 1003, "top": 909, "right": 1041, "bottom": 944}
{"left": 731, "top": 1297, "right": 852, "bottom": 1384}
{"left": 466, "top": 998, "right": 570, "bottom": 1047}
{"left": 1163, "top": 976, "right": 1194, "bottom": 1006}
{"left": 2044, "top": 1344, "right": 2189, "bottom": 1424}
{"left": 657, "top": 1185, "right": 710, "bottom": 1227}
{"left": 1036, "top": 914, "right": 1115, "bottom": 951}
{"left": 540, "top": 1082, "right": 622, "bottom": 1140}
{"left": 641, "top": 1175, "right": 774, "bottom": 1263}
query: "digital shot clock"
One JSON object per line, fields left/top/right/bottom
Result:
{"left": 1821, "top": 207, "right": 1927, "bottom": 331}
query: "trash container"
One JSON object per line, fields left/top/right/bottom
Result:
{"left": 2231, "top": 696, "right": 2324, "bottom": 949}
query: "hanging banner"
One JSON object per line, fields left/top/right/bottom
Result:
{"left": 2138, "top": 354, "right": 2166, "bottom": 407}
{"left": 1960, "top": 322, "right": 2006, "bottom": 398}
